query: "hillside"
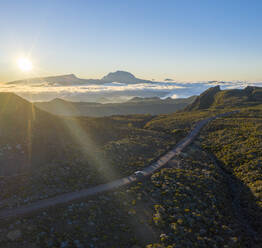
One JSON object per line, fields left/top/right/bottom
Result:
{"left": 185, "top": 85, "right": 221, "bottom": 110}
{"left": 0, "top": 89, "right": 261, "bottom": 247}
{"left": 186, "top": 85, "right": 262, "bottom": 110}
{"left": 0, "top": 93, "right": 71, "bottom": 175}
{"left": 0, "top": 92, "right": 189, "bottom": 179}
{"left": 200, "top": 106, "right": 262, "bottom": 242}
{"left": 34, "top": 96, "right": 196, "bottom": 117}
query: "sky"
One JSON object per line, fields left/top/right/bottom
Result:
{"left": 0, "top": 0, "right": 262, "bottom": 82}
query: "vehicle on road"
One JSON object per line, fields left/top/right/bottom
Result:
{"left": 134, "top": 171, "right": 146, "bottom": 178}
{"left": 0, "top": 112, "right": 236, "bottom": 220}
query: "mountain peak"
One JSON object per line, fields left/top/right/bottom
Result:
{"left": 102, "top": 71, "right": 137, "bottom": 83}
{"left": 185, "top": 85, "right": 221, "bottom": 111}
{"left": 50, "top": 98, "right": 68, "bottom": 103}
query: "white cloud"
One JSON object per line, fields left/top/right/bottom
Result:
{"left": 0, "top": 80, "right": 261, "bottom": 102}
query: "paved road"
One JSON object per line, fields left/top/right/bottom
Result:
{"left": 0, "top": 111, "right": 238, "bottom": 220}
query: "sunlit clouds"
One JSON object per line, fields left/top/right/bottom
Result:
{"left": 1, "top": 80, "right": 262, "bottom": 102}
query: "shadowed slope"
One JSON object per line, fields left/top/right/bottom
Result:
{"left": 0, "top": 93, "right": 71, "bottom": 175}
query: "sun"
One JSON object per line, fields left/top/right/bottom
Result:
{"left": 17, "top": 58, "right": 33, "bottom": 72}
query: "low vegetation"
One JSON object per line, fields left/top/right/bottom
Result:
{"left": 0, "top": 144, "right": 258, "bottom": 247}
{"left": 201, "top": 106, "right": 262, "bottom": 233}
{"left": 0, "top": 87, "right": 261, "bottom": 247}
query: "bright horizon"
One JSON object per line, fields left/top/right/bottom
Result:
{"left": 1, "top": 0, "right": 262, "bottom": 83}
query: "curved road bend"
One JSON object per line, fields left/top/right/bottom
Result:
{"left": 0, "top": 111, "right": 238, "bottom": 220}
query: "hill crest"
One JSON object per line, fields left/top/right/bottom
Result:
{"left": 185, "top": 85, "right": 262, "bottom": 110}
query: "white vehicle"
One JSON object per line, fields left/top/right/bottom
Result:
{"left": 134, "top": 171, "right": 145, "bottom": 177}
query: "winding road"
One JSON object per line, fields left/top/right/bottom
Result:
{"left": 0, "top": 111, "right": 238, "bottom": 220}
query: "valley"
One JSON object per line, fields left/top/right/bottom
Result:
{"left": 34, "top": 96, "right": 196, "bottom": 117}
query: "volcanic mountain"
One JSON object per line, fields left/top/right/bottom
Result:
{"left": 7, "top": 71, "right": 153, "bottom": 86}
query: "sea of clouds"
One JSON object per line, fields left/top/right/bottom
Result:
{"left": 1, "top": 80, "right": 262, "bottom": 103}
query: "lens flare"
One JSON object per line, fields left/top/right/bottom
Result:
{"left": 17, "top": 58, "right": 33, "bottom": 72}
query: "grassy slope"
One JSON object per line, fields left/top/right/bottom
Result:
{"left": 0, "top": 143, "right": 255, "bottom": 247}
{"left": 0, "top": 111, "right": 188, "bottom": 208}
{"left": 0, "top": 89, "right": 261, "bottom": 247}
{"left": 201, "top": 106, "right": 262, "bottom": 233}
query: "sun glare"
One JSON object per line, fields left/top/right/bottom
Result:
{"left": 17, "top": 58, "right": 33, "bottom": 72}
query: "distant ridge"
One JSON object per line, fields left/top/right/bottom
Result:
{"left": 7, "top": 71, "right": 153, "bottom": 86}
{"left": 7, "top": 74, "right": 88, "bottom": 86}
{"left": 35, "top": 95, "right": 197, "bottom": 117}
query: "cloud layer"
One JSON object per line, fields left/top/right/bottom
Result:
{"left": 1, "top": 81, "right": 262, "bottom": 103}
